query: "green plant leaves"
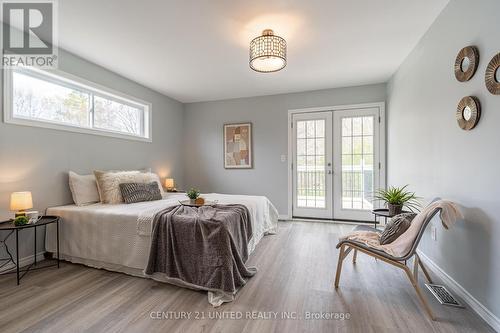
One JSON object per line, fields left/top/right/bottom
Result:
{"left": 373, "top": 185, "right": 421, "bottom": 212}
{"left": 186, "top": 188, "right": 200, "bottom": 200}
{"left": 14, "top": 216, "right": 29, "bottom": 226}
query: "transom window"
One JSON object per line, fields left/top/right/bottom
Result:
{"left": 4, "top": 67, "right": 151, "bottom": 141}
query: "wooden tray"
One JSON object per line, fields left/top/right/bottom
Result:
{"left": 178, "top": 200, "right": 218, "bottom": 207}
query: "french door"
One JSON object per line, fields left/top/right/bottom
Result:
{"left": 292, "top": 107, "right": 382, "bottom": 221}
{"left": 292, "top": 112, "right": 333, "bottom": 218}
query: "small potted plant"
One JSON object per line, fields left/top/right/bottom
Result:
{"left": 13, "top": 216, "right": 29, "bottom": 226}
{"left": 374, "top": 185, "right": 421, "bottom": 215}
{"left": 186, "top": 188, "right": 201, "bottom": 204}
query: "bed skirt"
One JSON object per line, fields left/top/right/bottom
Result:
{"left": 52, "top": 253, "right": 241, "bottom": 306}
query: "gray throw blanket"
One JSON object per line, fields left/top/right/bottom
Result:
{"left": 145, "top": 204, "right": 256, "bottom": 298}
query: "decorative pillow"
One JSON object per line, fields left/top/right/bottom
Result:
{"left": 94, "top": 170, "right": 141, "bottom": 204}
{"left": 68, "top": 171, "right": 100, "bottom": 206}
{"left": 130, "top": 172, "right": 165, "bottom": 197}
{"left": 141, "top": 172, "right": 165, "bottom": 196}
{"left": 119, "top": 182, "right": 162, "bottom": 204}
{"left": 94, "top": 171, "right": 164, "bottom": 204}
{"left": 379, "top": 213, "right": 416, "bottom": 245}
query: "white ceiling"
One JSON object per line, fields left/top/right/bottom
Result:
{"left": 58, "top": 0, "right": 449, "bottom": 103}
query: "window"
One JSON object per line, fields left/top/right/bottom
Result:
{"left": 4, "top": 67, "right": 151, "bottom": 141}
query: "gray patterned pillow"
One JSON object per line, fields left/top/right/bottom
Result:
{"left": 379, "top": 213, "right": 416, "bottom": 245}
{"left": 119, "top": 182, "right": 162, "bottom": 204}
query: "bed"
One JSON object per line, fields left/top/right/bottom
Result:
{"left": 45, "top": 192, "right": 278, "bottom": 305}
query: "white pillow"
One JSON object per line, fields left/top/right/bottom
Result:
{"left": 68, "top": 171, "right": 100, "bottom": 206}
{"left": 94, "top": 171, "right": 164, "bottom": 204}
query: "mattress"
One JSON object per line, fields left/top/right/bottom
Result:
{"left": 45, "top": 192, "right": 279, "bottom": 276}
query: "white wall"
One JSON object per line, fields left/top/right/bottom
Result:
{"left": 0, "top": 49, "right": 185, "bottom": 260}
{"left": 183, "top": 84, "right": 386, "bottom": 215}
{"left": 387, "top": 0, "right": 500, "bottom": 320}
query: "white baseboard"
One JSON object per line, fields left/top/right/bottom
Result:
{"left": 418, "top": 250, "right": 500, "bottom": 332}
{"left": 279, "top": 216, "right": 381, "bottom": 228}
{"left": 0, "top": 251, "right": 46, "bottom": 274}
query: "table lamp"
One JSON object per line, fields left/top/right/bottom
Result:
{"left": 164, "top": 178, "right": 176, "bottom": 192}
{"left": 10, "top": 192, "right": 33, "bottom": 217}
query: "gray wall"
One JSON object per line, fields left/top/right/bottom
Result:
{"left": 0, "top": 49, "right": 185, "bottom": 262}
{"left": 387, "top": 0, "right": 500, "bottom": 319}
{"left": 183, "top": 84, "right": 386, "bottom": 215}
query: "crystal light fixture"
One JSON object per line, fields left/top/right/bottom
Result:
{"left": 249, "top": 29, "right": 287, "bottom": 73}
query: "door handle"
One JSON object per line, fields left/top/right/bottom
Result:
{"left": 328, "top": 170, "right": 332, "bottom": 174}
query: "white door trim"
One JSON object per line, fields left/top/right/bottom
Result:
{"left": 287, "top": 102, "right": 386, "bottom": 220}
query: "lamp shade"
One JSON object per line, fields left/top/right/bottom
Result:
{"left": 165, "top": 178, "right": 175, "bottom": 189}
{"left": 249, "top": 29, "right": 287, "bottom": 73}
{"left": 10, "top": 192, "right": 33, "bottom": 211}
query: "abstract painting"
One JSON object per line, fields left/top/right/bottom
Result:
{"left": 223, "top": 123, "right": 252, "bottom": 168}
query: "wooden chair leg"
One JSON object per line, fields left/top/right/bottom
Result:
{"left": 413, "top": 255, "right": 419, "bottom": 283}
{"left": 334, "top": 245, "right": 346, "bottom": 288}
{"left": 417, "top": 254, "right": 433, "bottom": 284}
{"left": 352, "top": 249, "right": 358, "bottom": 264}
{"left": 403, "top": 266, "right": 435, "bottom": 320}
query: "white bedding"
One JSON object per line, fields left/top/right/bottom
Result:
{"left": 45, "top": 193, "right": 278, "bottom": 304}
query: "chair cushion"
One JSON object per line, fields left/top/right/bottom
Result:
{"left": 379, "top": 213, "right": 416, "bottom": 245}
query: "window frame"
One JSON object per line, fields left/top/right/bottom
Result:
{"left": 3, "top": 66, "right": 152, "bottom": 142}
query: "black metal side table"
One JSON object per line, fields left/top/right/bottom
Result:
{"left": 371, "top": 209, "right": 411, "bottom": 227}
{"left": 0, "top": 215, "right": 60, "bottom": 285}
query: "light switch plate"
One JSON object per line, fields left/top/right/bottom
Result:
{"left": 280, "top": 155, "right": 287, "bottom": 162}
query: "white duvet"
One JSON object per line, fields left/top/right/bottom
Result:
{"left": 45, "top": 193, "right": 278, "bottom": 304}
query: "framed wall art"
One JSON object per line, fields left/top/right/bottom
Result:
{"left": 223, "top": 123, "right": 253, "bottom": 169}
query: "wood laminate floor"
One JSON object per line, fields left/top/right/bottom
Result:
{"left": 0, "top": 221, "right": 494, "bottom": 333}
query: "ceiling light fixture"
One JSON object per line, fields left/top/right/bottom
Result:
{"left": 249, "top": 29, "right": 287, "bottom": 73}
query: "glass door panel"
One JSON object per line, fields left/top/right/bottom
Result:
{"left": 292, "top": 112, "right": 333, "bottom": 219}
{"left": 333, "top": 108, "right": 380, "bottom": 221}
{"left": 340, "top": 116, "right": 374, "bottom": 210}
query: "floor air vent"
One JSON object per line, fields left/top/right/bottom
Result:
{"left": 425, "top": 284, "right": 463, "bottom": 307}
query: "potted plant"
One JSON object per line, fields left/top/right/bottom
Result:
{"left": 186, "top": 188, "right": 201, "bottom": 204}
{"left": 13, "top": 216, "right": 29, "bottom": 226}
{"left": 374, "top": 185, "right": 421, "bottom": 215}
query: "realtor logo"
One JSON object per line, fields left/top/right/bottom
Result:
{"left": 1, "top": 0, "right": 58, "bottom": 68}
